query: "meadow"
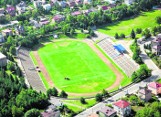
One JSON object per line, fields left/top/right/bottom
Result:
{"left": 98, "top": 10, "right": 161, "bottom": 36}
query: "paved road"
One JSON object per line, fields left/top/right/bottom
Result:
{"left": 75, "top": 35, "right": 161, "bottom": 117}
{"left": 139, "top": 41, "right": 159, "bottom": 70}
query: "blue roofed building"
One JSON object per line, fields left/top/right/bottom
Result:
{"left": 114, "top": 44, "right": 126, "bottom": 53}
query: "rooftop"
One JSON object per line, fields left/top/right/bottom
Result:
{"left": 138, "top": 88, "right": 151, "bottom": 95}
{"left": 113, "top": 100, "right": 130, "bottom": 108}
{"left": 99, "top": 106, "right": 116, "bottom": 116}
{"left": 148, "top": 82, "right": 161, "bottom": 89}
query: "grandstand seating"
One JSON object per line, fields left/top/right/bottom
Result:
{"left": 97, "top": 38, "right": 138, "bottom": 77}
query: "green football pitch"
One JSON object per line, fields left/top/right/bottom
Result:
{"left": 37, "top": 40, "right": 117, "bottom": 93}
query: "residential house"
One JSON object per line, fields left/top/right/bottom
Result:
{"left": 2, "top": 29, "right": 12, "bottom": 37}
{"left": 39, "top": 18, "right": 50, "bottom": 25}
{"left": 0, "top": 14, "right": 5, "bottom": 18}
{"left": 33, "top": 0, "right": 45, "bottom": 8}
{"left": 151, "top": 34, "right": 161, "bottom": 55}
{"left": 98, "top": 5, "right": 110, "bottom": 11}
{"left": 83, "top": 0, "right": 92, "bottom": 4}
{"left": 58, "top": 1, "right": 67, "bottom": 8}
{"left": 30, "top": 20, "right": 41, "bottom": 28}
{"left": 124, "top": 0, "right": 135, "bottom": 5}
{"left": 0, "top": 53, "right": 7, "bottom": 66}
{"left": 43, "top": 4, "right": 51, "bottom": 11}
{"left": 83, "top": 9, "right": 93, "bottom": 15}
{"left": 113, "top": 100, "right": 131, "bottom": 117}
{"left": 75, "top": 0, "right": 83, "bottom": 5}
{"left": 50, "top": 0, "right": 58, "bottom": 6}
{"left": 52, "top": 15, "right": 65, "bottom": 23}
{"left": 138, "top": 87, "right": 152, "bottom": 102}
{"left": 0, "top": 8, "right": 5, "bottom": 14}
{"left": 98, "top": 106, "right": 117, "bottom": 117}
{"left": 15, "top": 25, "right": 25, "bottom": 35}
{"left": 0, "top": 33, "right": 5, "bottom": 43}
{"left": 71, "top": 11, "right": 82, "bottom": 16}
{"left": 41, "top": 105, "right": 60, "bottom": 117}
{"left": 6, "top": 6, "right": 16, "bottom": 16}
{"left": 16, "top": 1, "right": 26, "bottom": 14}
{"left": 68, "top": 1, "right": 76, "bottom": 7}
{"left": 148, "top": 82, "right": 161, "bottom": 95}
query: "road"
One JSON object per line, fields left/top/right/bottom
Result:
{"left": 75, "top": 35, "right": 161, "bottom": 117}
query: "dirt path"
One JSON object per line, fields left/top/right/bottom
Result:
{"left": 32, "top": 39, "right": 123, "bottom": 97}
{"left": 32, "top": 51, "right": 54, "bottom": 87}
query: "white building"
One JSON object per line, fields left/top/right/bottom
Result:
{"left": 0, "top": 53, "right": 7, "bottom": 66}
{"left": 124, "top": 0, "right": 135, "bottom": 5}
{"left": 113, "top": 100, "right": 131, "bottom": 117}
{"left": 42, "top": 4, "right": 51, "bottom": 11}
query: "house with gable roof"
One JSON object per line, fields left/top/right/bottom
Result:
{"left": 6, "top": 6, "right": 16, "bottom": 16}
{"left": 16, "top": 1, "right": 26, "bottom": 15}
{"left": 151, "top": 34, "right": 161, "bottom": 55}
{"left": 113, "top": 100, "right": 131, "bottom": 117}
{"left": 52, "top": 14, "right": 65, "bottom": 23}
{"left": 137, "top": 87, "right": 152, "bottom": 102}
{"left": 148, "top": 82, "right": 161, "bottom": 95}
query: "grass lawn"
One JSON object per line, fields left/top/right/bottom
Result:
{"left": 38, "top": 40, "right": 117, "bottom": 93}
{"left": 64, "top": 98, "right": 96, "bottom": 113}
{"left": 98, "top": 10, "right": 161, "bottom": 36}
{"left": 156, "top": 78, "right": 161, "bottom": 83}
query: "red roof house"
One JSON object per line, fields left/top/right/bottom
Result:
{"left": 113, "top": 100, "right": 131, "bottom": 117}
{"left": 148, "top": 82, "right": 161, "bottom": 95}
{"left": 52, "top": 15, "right": 65, "bottom": 23}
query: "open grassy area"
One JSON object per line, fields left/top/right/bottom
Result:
{"left": 156, "top": 78, "right": 161, "bottom": 83}
{"left": 64, "top": 98, "right": 96, "bottom": 113}
{"left": 38, "top": 40, "right": 117, "bottom": 93}
{"left": 98, "top": 10, "right": 161, "bottom": 36}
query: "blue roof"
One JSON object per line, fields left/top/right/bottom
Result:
{"left": 114, "top": 44, "right": 126, "bottom": 53}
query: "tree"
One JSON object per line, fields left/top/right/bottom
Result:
{"left": 60, "top": 90, "right": 68, "bottom": 98}
{"left": 95, "top": 93, "right": 103, "bottom": 102}
{"left": 142, "top": 28, "right": 151, "bottom": 39}
{"left": 131, "top": 29, "right": 136, "bottom": 39}
{"left": 80, "top": 97, "right": 86, "bottom": 104}
{"left": 47, "top": 87, "right": 58, "bottom": 97}
{"left": 24, "top": 109, "right": 40, "bottom": 117}
{"left": 11, "top": 106, "right": 24, "bottom": 117}
{"left": 131, "top": 72, "right": 138, "bottom": 81}
{"left": 136, "top": 28, "right": 142, "bottom": 34}
{"left": 156, "top": 16, "right": 161, "bottom": 25}
{"left": 102, "top": 89, "right": 109, "bottom": 98}
{"left": 120, "top": 33, "right": 125, "bottom": 38}
{"left": 115, "top": 33, "right": 119, "bottom": 39}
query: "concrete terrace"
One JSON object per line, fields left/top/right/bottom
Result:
{"left": 18, "top": 47, "right": 46, "bottom": 92}
{"left": 97, "top": 38, "right": 138, "bottom": 77}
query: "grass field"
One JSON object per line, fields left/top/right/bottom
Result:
{"left": 37, "top": 40, "right": 117, "bottom": 93}
{"left": 98, "top": 10, "right": 161, "bottom": 36}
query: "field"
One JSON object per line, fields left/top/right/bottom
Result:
{"left": 98, "top": 10, "right": 161, "bottom": 36}
{"left": 36, "top": 40, "right": 117, "bottom": 93}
